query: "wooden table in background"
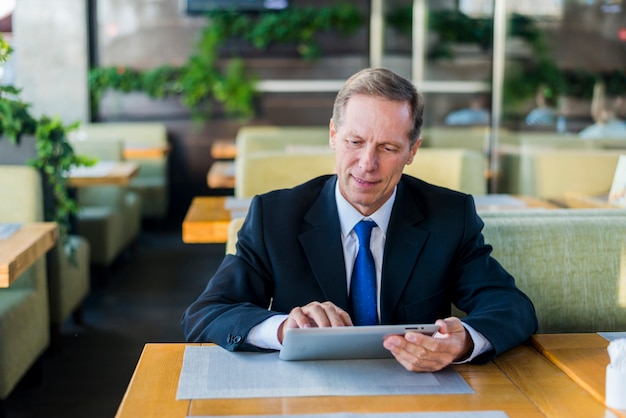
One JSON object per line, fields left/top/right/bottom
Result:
{"left": 67, "top": 161, "right": 140, "bottom": 187}
{"left": 182, "top": 197, "right": 232, "bottom": 244}
{"left": 182, "top": 195, "right": 559, "bottom": 244}
{"left": 115, "top": 341, "right": 612, "bottom": 418}
{"left": 123, "top": 144, "right": 171, "bottom": 160}
{"left": 531, "top": 333, "right": 625, "bottom": 416}
{"left": 210, "top": 139, "right": 236, "bottom": 160}
{"left": 207, "top": 161, "right": 235, "bottom": 189}
{"left": 0, "top": 222, "right": 58, "bottom": 287}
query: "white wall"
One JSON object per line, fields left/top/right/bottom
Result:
{"left": 13, "top": 0, "right": 89, "bottom": 123}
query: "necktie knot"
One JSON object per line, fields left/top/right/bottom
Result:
{"left": 354, "top": 220, "right": 376, "bottom": 246}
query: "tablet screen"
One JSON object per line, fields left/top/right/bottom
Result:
{"left": 279, "top": 324, "right": 439, "bottom": 361}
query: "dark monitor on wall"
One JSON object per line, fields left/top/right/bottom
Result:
{"left": 184, "top": 0, "right": 288, "bottom": 14}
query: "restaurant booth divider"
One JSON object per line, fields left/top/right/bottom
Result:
{"left": 0, "top": 165, "right": 91, "bottom": 402}
{"left": 70, "top": 139, "right": 141, "bottom": 267}
{"left": 226, "top": 208, "right": 626, "bottom": 334}
{"left": 235, "top": 146, "right": 487, "bottom": 198}
{"left": 70, "top": 122, "right": 169, "bottom": 221}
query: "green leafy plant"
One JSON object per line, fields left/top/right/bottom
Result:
{"left": 387, "top": 7, "right": 626, "bottom": 107}
{"left": 0, "top": 34, "right": 92, "bottom": 247}
{"left": 89, "top": 4, "right": 364, "bottom": 120}
{"left": 207, "top": 5, "right": 363, "bottom": 58}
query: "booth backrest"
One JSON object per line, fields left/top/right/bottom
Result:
{"left": 236, "top": 146, "right": 487, "bottom": 198}
{"left": 70, "top": 137, "right": 124, "bottom": 161}
{"left": 405, "top": 148, "right": 487, "bottom": 195}
{"left": 518, "top": 149, "right": 622, "bottom": 200}
{"left": 0, "top": 165, "right": 43, "bottom": 222}
{"left": 482, "top": 214, "right": 626, "bottom": 333}
{"left": 236, "top": 126, "right": 329, "bottom": 156}
{"left": 0, "top": 165, "right": 50, "bottom": 399}
{"left": 72, "top": 122, "right": 168, "bottom": 149}
{"left": 515, "top": 133, "right": 626, "bottom": 150}
{"left": 421, "top": 127, "right": 519, "bottom": 153}
{"left": 70, "top": 122, "right": 169, "bottom": 220}
{"left": 235, "top": 149, "right": 336, "bottom": 198}
{"left": 71, "top": 139, "right": 127, "bottom": 209}
{"left": 421, "top": 127, "right": 491, "bottom": 152}
{"left": 226, "top": 217, "right": 245, "bottom": 255}
{"left": 228, "top": 209, "right": 626, "bottom": 333}
{"left": 517, "top": 133, "right": 592, "bottom": 151}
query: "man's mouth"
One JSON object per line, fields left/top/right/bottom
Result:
{"left": 352, "top": 175, "right": 377, "bottom": 187}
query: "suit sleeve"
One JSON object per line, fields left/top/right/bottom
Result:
{"left": 180, "top": 196, "right": 280, "bottom": 351}
{"left": 452, "top": 195, "right": 538, "bottom": 363}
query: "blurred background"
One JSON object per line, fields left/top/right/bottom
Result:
{"left": 2, "top": 0, "right": 625, "bottom": 219}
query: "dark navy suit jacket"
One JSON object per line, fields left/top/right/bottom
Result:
{"left": 181, "top": 174, "right": 537, "bottom": 362}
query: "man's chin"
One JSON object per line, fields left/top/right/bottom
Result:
{"left": 347, "top": 194, "right": 381, "bottom": 214}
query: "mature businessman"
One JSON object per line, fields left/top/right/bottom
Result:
{"left": 182, "top": 67, "right": 538, "bottom": 372}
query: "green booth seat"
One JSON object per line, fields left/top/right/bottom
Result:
{"left": 71, "top": 138, "right": 142, "bottom": 267}
{"left": 71, "top": 122, "right": 169, "bottom": 221}
{"left": 0, "top": 165, "right": 90, "bottom": 401}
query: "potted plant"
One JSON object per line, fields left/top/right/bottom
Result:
{"left": 88, "top": 4, "right": 364, "bottom": 120}
{"left": 0, "top": 33, "right": 92, "bottom": 247}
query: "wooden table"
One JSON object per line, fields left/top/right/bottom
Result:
{"left": 210, "top": 138, "right": 236, "bottom": 160}
{"left": 182, "top": 197, "right": 233, "bottom": 244}
{"left": 207, "top": 161, "right": 235, "bottom": 189}
{"left": 67, "top": 161, "right": 140, "bottom": 187}
{"left": 115, "top": 341, "right": 611, "bottom": 418}
{"left": 531, "top": 333, "right": 625, "bottom": 416}
{"left": 182, "top": 195, "right": 558, "bottom": 244}
{"left": 0, "top": 222, "right": 58, "bottom": 287}
{"left": 123, "top": 144, "right": 171, "bottom": 160}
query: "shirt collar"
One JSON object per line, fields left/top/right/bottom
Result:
{"left": 335, "top": 181, "right": 396, "bottom": 238}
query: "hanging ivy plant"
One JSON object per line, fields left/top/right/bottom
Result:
{"left": 207, "top": 5, "right": 363, "bottom": 58}
{"left": 88, "top": 4, "right": 364, "bottom": 120}
{"left": 0, "top": 34, "right": 93, "bottom": 247}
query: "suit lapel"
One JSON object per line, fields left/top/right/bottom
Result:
{"left": 298, "top": 177, "right": 350, "bottom": 311}
{"left": 380, "top": 180, "right": 429, "bottom": 323}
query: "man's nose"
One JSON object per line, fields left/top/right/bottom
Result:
{"left": 359, "top": 146, "right": 378, "bottom": 171}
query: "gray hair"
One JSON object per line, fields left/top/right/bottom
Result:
{"left": 331, "top": 67, "right": 424, "bottom": 146}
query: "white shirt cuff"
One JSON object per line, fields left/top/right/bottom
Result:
{"left": 245, "top": 314, "right": 288, "bottom": 350}
{"left": 450, "top": 323, "right": 493, "bottom": 363}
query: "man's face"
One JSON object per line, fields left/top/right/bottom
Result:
{"left": 330, "top": 94, "right": 421, "bottom": 216}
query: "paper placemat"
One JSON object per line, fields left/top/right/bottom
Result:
{"left": 225, "top": 197, "right": 252, "bottom": 219}
{"left": 0, "top": 223, "right": 21, "bottom": 239}
{"left": 599, "top": 332, "right": 626, "bottom": 341}
{"left": 224, "top": 197, "right": 252, "bottom": 210}
{"left": 190, "top": 412, "right": 509, "bottom": 418}
{"left": 177, "top": 346, "right": 473, "bottom": 400}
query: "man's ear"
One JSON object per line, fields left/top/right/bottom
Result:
{"left": 329, "top": 119, "right": 337, "bottom": 149}
{"left": 406, "top": 137, "right": 422, "bottom": 165}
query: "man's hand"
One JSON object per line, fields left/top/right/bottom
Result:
{"left": 382, "top": 317, "right": 474, "bottom": 372}
{"left": 278, "top": 301, "right": 353, "bottom": 343}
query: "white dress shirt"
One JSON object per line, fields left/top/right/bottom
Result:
{"left": 246, "top": 183, "right": 492, "bottom": 362}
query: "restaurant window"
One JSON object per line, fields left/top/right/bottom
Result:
{"left": 378, "top": 0, "right": 626, "bottom": 188}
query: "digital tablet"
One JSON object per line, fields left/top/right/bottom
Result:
{"left": 279, "top": 324, "right": 440, "bottom": 361}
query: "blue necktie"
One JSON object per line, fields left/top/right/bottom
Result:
{"left": 350, "top": 220, "right": 378, "bottom": 326}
